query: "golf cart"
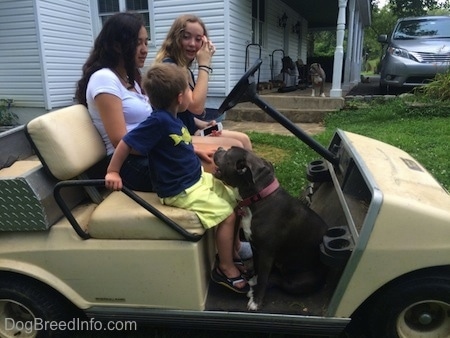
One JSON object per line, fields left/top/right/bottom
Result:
{"left": 0, "top": 59, "right": 449, "bottom": 338}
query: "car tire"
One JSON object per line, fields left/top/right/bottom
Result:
{"left": 367, "top": 272, "right": 450, "bottom": 338}
{"left": 379, "top": 83, "right": 389, "bottom": 95}
{"left": 0, "top": 276, "right": 79, "bottom": 338}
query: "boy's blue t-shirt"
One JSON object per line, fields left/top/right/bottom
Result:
{"left": 123, "top": 109, "right": 201, "bottom": 198}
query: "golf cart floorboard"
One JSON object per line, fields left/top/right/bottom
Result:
{"left": 205, "top": 268, "right": 342, "bottom": 315}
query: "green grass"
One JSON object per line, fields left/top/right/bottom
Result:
{"left": 249, "top": 98, "right": 450, "bottom": 195}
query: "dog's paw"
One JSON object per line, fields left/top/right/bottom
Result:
{"left": 247, "top": 297, "right": 259, "bottom": 311}
{"left": 248, "top": 275, "right": 258, "bottom": 286}
{"left": 311, "top": 93, "right": 315, "bottom": 97}
{"left": 320, "top": 93, "right": 325, "bottom": 97}
{"left": 246, "top": 287, "right": 253, "bottom": 299}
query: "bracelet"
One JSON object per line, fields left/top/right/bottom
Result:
{"left": 198, "top": 65, "right": 213, "bottom": 74}
{"left": 198, "top": 67, "right": 210, "bottom": 75}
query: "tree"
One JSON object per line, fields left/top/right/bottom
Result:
{"left": 364, "top": 6, "right": 397, "bottom": 66}
{"left": 388, "top": 0, "right": 440, "bottom": 16}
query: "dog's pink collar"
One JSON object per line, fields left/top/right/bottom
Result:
{"left": 238, "top": 178, "right": 280, "bottom": 207}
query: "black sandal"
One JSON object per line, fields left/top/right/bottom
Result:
{"left": 233, "top": 258, "right": 254, "bottom": 279}
{"left": 215, "top": 254, "right": 254, "bottom": 279}
{"left": 211, "top": 266, "right": 250, "bottom": 294}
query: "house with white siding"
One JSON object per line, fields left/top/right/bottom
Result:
{"left": 0, "top": 0, "right": 371, "bottom": 123}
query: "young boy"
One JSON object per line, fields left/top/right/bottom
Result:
{"left": 105, "top": 63, "right": 249, "bottom": 294}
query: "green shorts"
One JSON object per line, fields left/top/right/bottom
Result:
{"left": 161, "top": 172, "right": 238, "bottom": 229}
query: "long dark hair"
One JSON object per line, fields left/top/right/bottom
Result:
{"left": 75, "top": 12, "right": 145, "bottom": 106}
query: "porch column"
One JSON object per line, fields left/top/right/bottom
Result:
{"left": 330, "top": 0, "right": 348, "bottom": 98}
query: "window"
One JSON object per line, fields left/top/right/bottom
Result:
{"left": 98, "top": 0, "right": 150, "bottom": 39}
{"left": 252, "top": 0, "right": 265, "bottom": 46}
{"left": 394, "top": 18, "right": 450, "bottom": 39}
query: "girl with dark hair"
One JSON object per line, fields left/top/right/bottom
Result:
{"left": 75, "top": 12, "right": 153, "bottom": 191}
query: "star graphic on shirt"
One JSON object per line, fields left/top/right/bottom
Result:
{"left": 169, "top": 126, "right": 191, "bottom": 146}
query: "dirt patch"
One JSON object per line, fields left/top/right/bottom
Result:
{"left": 253, "top": 144, "right": 289, "bottom": 164}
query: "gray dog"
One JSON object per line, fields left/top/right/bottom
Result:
{"left": 214, "top": 147, "right": 328, "bottom": 311}
{"left": 309, "top": 63, "right": 326, "bottom": 97}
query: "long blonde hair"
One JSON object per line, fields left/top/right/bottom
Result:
{"left": 154, "top": 14, "right": 208, "bottom": 68}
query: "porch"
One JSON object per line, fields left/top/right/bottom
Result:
{"left": 226, "top": 81, "right": 351, "bottom": 123}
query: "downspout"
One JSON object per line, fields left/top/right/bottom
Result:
{"left": 34, "top": 0, "right": 51, "bottom": 110}
{"left": 343, "top": 0, "right": 356, "bottom": 90}
{"left": 224, "top": 1, "right": 230, "bottom": 102}
{"left": 352, "top": 16, "right": 362, "bottom": 84}
{"left": 330, "top": 0, "right": 348, "bottom": 98}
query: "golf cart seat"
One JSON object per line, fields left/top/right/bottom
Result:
{"left": 26, "top": 104, "right": 205, "bottom": 240}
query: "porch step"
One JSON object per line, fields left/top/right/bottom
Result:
{"left": 226, "top": 95, "right": 345, "bottom": 123}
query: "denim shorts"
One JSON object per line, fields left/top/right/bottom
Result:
{"left": 106, "top": 154, "right": 153, "bottom": 192}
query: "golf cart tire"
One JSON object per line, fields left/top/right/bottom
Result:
{"left": 366, "top": 268, "right": 450, "bottom": 338}
{"left": 0, "top": 274, "right": 80, "bottom": 338}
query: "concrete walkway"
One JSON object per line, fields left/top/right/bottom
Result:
{"left": 222, "top": 120, "right": 324, "bottom": 136}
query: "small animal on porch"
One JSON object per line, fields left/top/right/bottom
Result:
{"left": 309, "top": 63, "right": 326, "bottom": 97}
{"left": 213, "top": 146, "right": 329, "bottom": 311}
{"left": 296, "top": 58, "right": 308, "bottom": 90}
{"left": 274, "top": 56, "right": 298, "bottom": 92}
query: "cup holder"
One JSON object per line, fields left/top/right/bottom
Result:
{"left": 325, "top": 227, "right": 347, "bottom": 238}
{"left": 320, "top": 226, "right": 354, "bottom": 268}
{"left": 328, "top": 238, "right": 351, "bottom": 250}
{"left": 307, "top": 159, "right": 331, "bottom": 182}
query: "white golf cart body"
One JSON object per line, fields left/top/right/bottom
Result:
{"left": 0, "top": 60, "right": 449, "bottom": 337}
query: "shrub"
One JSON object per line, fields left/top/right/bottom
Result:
{"left": 0, "top": 99, "right": 19, "bottom": 126}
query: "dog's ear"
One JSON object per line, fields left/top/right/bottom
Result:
{"left": 244, "top": 154, "right": 274, "bottom": 185}
{"left": 236, "top": 155, "right": 258, "bottom": 187}
{"left": 262, "top": 158, "right": 274, "bottom": 172}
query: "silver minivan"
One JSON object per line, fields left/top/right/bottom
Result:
{"left": 378, "top": 16, "right": 450, "bottom": 93}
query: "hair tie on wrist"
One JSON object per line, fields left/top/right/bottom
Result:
{"left": 198, "top": 65, "right": 213, "bottom": 74}
{"left": 198, "top": 67, "right": 210, "bottom": 75}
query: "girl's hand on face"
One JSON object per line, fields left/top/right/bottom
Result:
{"left": 196, "top": 36, "right": 215, "bottom": 65}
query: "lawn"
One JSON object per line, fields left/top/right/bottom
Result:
{"left": 249, "top": 97, "right": 449, "bottom": 195}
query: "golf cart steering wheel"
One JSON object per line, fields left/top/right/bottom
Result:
{"left": 218, "top": 58, "right": 262, "bottom": 114}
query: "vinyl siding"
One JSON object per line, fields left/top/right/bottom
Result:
{"left": 149, "top": 0, "right": 304, "bottom": 103}
{"left": 37, "top": 0, "right": 93, "bottom": 109}
{"left": 0, "top": 0, "right": 93, "bottom": 110}
{"left": 227, "top": 0, "right": 253, "bottom": 93}
{"left": 1, "top": 0, "right": 310, "bottom": 113}
{"left": 150, "top": 0, "right": 227, "bottom": 100}
{"left": 226, "top": 0, "right": 305, "bottom": 92}
{"left": 266, "top": 1, "right": 305, "bottom": 81}
{"left": 0, "top": 0, "right": 44, "bottom": 107}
